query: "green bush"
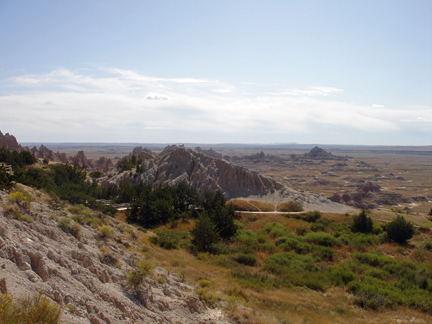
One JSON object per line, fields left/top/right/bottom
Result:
{"left": 234, "top": 230, "right": 257, "bottom": 247}
{"left": 303, "top": 232, "right": 340, "bottom": 247}
{"left": 386, "top": 215, "right": 415, "bottom": 244}
{"left": 262, "top": 222, "right": 290, "bottom": 238}
{"left": 328, "top": 266, "right": 356, "bottom": 286}
{"left": 312, "top": 246, "right": 335, "bottom": 261}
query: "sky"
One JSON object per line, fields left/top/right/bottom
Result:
{"left": 0, "top": 0, "right": 431, "bottom": 145}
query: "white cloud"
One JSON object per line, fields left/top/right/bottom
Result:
{"left": 1, "top": 68, "right": 431, "bottom": 143}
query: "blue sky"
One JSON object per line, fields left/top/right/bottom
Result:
{"left": 0, "top": 0, "right": 431, "bottom": 145}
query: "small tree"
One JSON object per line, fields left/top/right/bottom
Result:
{"left": 351, "top": 209, "right": 373, "bottom": 234}
{"left": 386, "top": 215, "right": 414, "bottom": 244}
{"left": 191, "top": 213, "right": 220, "bottom": 252}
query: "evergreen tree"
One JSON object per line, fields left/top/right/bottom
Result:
{"left": 386, "top": 215, "right": 414, "bottom": 244}
{"left": 351, "top": 209, "right": 373, "bottom": 234}
{"left": 191, "top": 213, "right": 220, "bottom": 252}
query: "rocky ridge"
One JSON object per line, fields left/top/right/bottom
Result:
{"left": 0, "top": 186, "right": 233, "bottom": 324}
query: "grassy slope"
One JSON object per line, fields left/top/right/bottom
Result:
{"left": 140, "top": 212, "right": 432, "bottom": 324}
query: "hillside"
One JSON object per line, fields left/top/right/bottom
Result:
{"left": 0, "top": 185, "right": 233, "bottom": 324}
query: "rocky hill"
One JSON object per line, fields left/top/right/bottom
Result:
{"left": 0, "top": 186, "right": 233, "bottom": 324}
{"left": 295, "top": 146, "right": 348, "bottom": 161}
{"left": 105, "top": 147, "right": 351, "bottom": 213}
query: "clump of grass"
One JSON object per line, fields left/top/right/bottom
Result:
{"left": 0, "top": 293, "right": 61, "bottom": 324}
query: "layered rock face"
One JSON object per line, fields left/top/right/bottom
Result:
{"left": 0, "top": 131, "right": 23, "bottom": 152}
{"left": 138, "top": 147, "right": 283, "bottom": 198}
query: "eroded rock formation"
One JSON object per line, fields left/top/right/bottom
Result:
{"left": 0, "top": 131, "right": 23, "bottom": 152}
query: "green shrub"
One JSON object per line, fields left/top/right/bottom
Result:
{"left": 312, "top": 246, "right": 335, "bottom": 261}
{"left": 257, "top": 242, "right": 277, "bottom": 253}
{"left": 264, "top": 252, "right": 317, "bottom": 274}
{"left": 386, "top": 215, "right": 415, "bottom": 244}
{"left": 262, "top": 222, "right": 290, "bottom": 238}
{"left": 234, "top": 230, "right": 257, "bottom": 247}
{"left": 309, "top": 222, "right": 326, "bottom": 232}
{"left": 328, "top": 266, "right": 356, "bottom": 286}
{"left": 301, "top": 210, "right": 321, "bottom": 222}
{"left": 303, "top": 232, "right": 340, "bottom": 247}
